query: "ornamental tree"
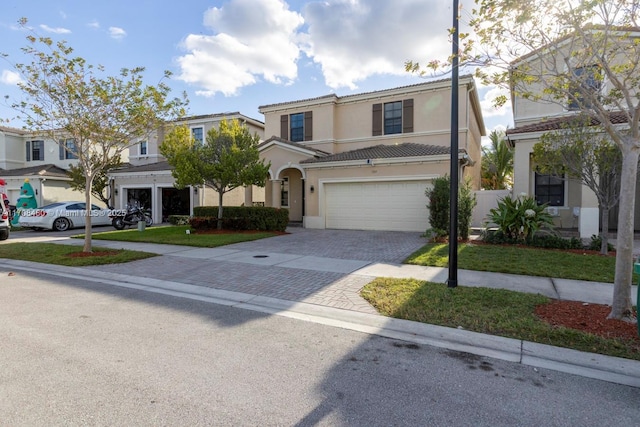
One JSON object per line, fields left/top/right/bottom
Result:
{"left": 160, "top": 119, "right": 270, "bottom": 229}
{"left": 481, "top": 129, "right": 513, "bottom": 190}
{"left": 3, "top": 19, "right": 186, "bottom": 252}
{"left": 533, "top": 115, "right": 622, "bottom": 255}
{"left": 408, "top": 0, "right": 640, "bottom": 321}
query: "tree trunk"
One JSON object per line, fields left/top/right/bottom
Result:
{"left": 600, "top": 206, "right": 609, "bottom": 255}
{"left": 610, "top": 146, "right": 638, "bottom": 320}
{"left": 217, "top": 190, "right": 224, "bottom": 230}
{"left": 83, "top": 176, "right": 94, "bottom": 253}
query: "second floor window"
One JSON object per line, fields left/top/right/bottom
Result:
{"left": 59, "top": 139, "right": 78, "bottom": 160}
{"left": 568, "top": 65, "right": 601, "bottom": 110}
{"left": 139, "top": 141, "right": 148, "bottom": 155}
{"left": 384, "top": 101, "right": 402, "bottom": 134}
{"left": 535, "top": 172, "right": 564, "bottom": 206}
{"left": 373, "top": 99, "right": 413, "bottom": 136}
{"left": 192, "top": 127, "right": 204, "bottom": 144}
{"left": 290, "top": 113, "right": 304, "bottom": 142}
{"left": 26, "top": 140, "right": 44, "bottom": 161}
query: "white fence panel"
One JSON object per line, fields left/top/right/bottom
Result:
{"left": 472, "top": 190, "right": 511, "bottom": 227}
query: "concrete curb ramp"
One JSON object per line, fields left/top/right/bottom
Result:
{"left": 1, "top": 258, "right": 639, "bottom": 389}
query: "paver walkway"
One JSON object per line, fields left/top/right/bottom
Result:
{"left": 81, "top": 229, "right": 427, "bottom": 315}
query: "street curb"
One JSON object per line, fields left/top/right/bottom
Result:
{"left": 1, "top": 259, "right": 639, "bottom": 388}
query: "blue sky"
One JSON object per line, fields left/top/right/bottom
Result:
{"left": 0, "top": 0, "right": 511, "bottom": 139}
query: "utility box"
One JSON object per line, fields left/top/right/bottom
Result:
{"left": 138, "top": 220, "right": 145, "bottom": 232}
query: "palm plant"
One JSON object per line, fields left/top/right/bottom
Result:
{"left": 481, "top": 130, "right": 514, "bottom": 190}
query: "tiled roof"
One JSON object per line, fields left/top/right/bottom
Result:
{"left": 175, "top": 112, "right": 264, "bottom": 125}
{"left": 507, "top": 111, "right": 629, "bottom": 135}
{"left": 0, "top": 164, "right": 69, "bottom": 178}
{"left": 300, "top": 143, "right": 452, "bottom": 164}
{"left": 109, "top": 161, "right": 172, "bottom": 173}
{"left": 259, "top": 75, "right": 475, "bottom": 110}
{"left": 258, "top": 136, "right": 331, "bottom": 156}
{"left": 0, "top": 125, "right": 28, "bottom": 135}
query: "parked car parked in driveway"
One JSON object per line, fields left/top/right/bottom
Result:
{"left": 0, "top": 201, "right": 10, "bottom": 240}
{"left": 18, "top": 202, "right": 113, "bottom": 231}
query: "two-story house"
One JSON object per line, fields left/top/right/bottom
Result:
{"left": 108, "top": 113, "right": 266, "bottom": 223}
{"left": 506, "top": 28, "right": 640, "bottom": 238}
{"left": 254, "top": 76, "right": 485, "bottom": 232}
{"left": 0, "top": 126, "right": 89, "bottom": 206}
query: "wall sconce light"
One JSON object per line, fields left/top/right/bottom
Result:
{"left": 310, "top": 185, "right": 314, "bottom": 193}
{"left": 115, "top": 188, "right": 118, "bottom": 196}
{"left": 193, "top": 186, "right": 198, "bottom": 195}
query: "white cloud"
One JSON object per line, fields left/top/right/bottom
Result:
{"left": 479, "top": 86, "right": 511, "bottom": 119}
{"left": 39, "top": 24, "right": 71, "bottom": 34}
{"left": 109, "top": 27, "right": 127, "bottom": 40}
{"left": 87, "top": 21, "right": 100, "bottom": 29}
{"left": 0, "top": 70, "right": 23, "bottom": 85}
{"left": 301, "top": 0, "right": 451, "bottom": 89}
{"left": 178, "top": 0, "right": 303, "bottom": 97}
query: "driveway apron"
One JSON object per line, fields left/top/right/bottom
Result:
{"left": 84, "top": 228, "right": 427, "bottom": 314}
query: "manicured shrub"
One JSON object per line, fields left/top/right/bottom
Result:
{"left": 425, "top": 175, "right": 477, "bottom": 240}
{"left": 191, "top": 206, "right": 289, "bottom": 232}
{"left": 168, "top": 215, "right": 190, "bottom": 225}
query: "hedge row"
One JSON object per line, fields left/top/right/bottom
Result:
{"left": 191, "top": 206, "right": 289, "bottom": 232}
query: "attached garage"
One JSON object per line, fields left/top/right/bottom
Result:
{"left": 324, "top": 180, "right": 431, "bottom": 232}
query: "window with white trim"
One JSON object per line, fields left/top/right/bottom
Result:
{"left": 191, "top": 127, "right": 204, "bottom": 144}
{"left": 26, "top": 140, "right": 44, "bottom": 161}
{"left": 139, "top": 141, "right": 148, "bottom": 156}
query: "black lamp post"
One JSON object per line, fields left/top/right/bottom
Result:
{"left": 447, "top": 0, "right": 460, "bottom": 288}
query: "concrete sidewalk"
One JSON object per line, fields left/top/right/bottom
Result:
{"left": 2, "top": 230, "right": 640, "bottom": 388}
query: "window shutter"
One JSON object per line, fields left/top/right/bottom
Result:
{"left": 372, "top": 103, "right": 382, "bottom": 136}
{"left": 403, "top": 99, "right": 414, "bottom": 133}
{"left": 280, "top": 115, "right": 289, "bottom": 139}
{"left": 304, "top": 111, "right": 313, "bottom": 141}
{"left": 59, "top": 140, "right": 65, "bottom": 160}
{"left": 26, "top": 141, "right": 31, "bottom": 161}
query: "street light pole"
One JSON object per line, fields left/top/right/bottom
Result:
{"left": 447, "top": 0, "right": 460, "bottom": 288}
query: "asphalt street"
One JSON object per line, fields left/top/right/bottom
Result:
{"left": 1, "top": 270, "right": 639, "bottom": 426}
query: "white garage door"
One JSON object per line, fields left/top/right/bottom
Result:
{"left": 325, "top": 180, "right": 431, "bottom": 232}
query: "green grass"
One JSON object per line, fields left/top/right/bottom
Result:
{"left": 82, "top": 225, "right": 281, "bottom": 247}
{"left": 0, "top": 242, "right": 157, "bottom": 266}
{"left": 361, "top": 278, "right": 640, "bottom": 360}
{"left": 405, "top": 242, "right": 621, "bottom": 283}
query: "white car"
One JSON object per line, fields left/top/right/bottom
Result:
{"left": 18, "top": 201, "right": 113, "bottom": 231}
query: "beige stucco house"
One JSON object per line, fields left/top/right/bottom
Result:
{"left": 506, "top": 28, "right": 640, "bottom": 238}
{"left": 0, "top": 126, "right": 91, "bottom": 206}
{"left": 109, "top": 113, "right": 266, "bottom": 223}
{"left": 255, "top": 76, "right": 485, "bottom": 232}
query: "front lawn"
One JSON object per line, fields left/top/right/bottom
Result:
{"left": 361, "top": 278, "right": 640, "bottom": 360}
{"left": 84, "top": 225, "right": 281, "bottom": 247}
{"left": 405, "top": 242, "right": 620, "bottom": 283}
{"left": 0, "top": 242, "right": 157, "bottom": 266}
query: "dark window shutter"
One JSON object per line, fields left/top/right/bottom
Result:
{"left": 59, "top": 140, "right": 65, "bottom": 160}
{"left": 26, "top": 141, "right": 31, "bottom": 161}
{"left": 280, "top": 115, "right": 289, "bottom": 139}
{"left": 403, "top": 99, "right": 414, "bottom": 133}
{"left": 372, "top": 103, "right": 382, "bottom": 136}
{"left": 304, "top": 111, "right": 313, "bottom": 141}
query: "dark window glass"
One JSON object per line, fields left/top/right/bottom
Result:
{"left": 535, "top": 172, "right": 564, "bottom": 206}
{"left": 568, "top": 66, "right": 601, "bottom": 110}
{"left": 290, "top": 113, "right": 304, "bottom": 142}
{"left": 65, "top": 139, "right": 78, "bottom": 159}
{"left": 31, "top": 140, "right": 44, "bottom": 161}
{"left": 192, "top": 127, "right": 204, "bottom": 144}
{"left": 384, "top": 101, "right": 402, "bottom": 134}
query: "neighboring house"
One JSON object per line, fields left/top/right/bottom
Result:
{"left": 0, "top": 126, "right": 94, "bottom": 206}
{"left": 255, "top": 76, "right": 485, "bottom": 232}
{"left": 109, "top": 113, "right": 266, "bottom": 223}
{"left": 506, "top": 33, "right": 638, "bottom": 238}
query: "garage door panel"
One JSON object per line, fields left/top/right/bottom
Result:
{"left": 325, "top": 181, "right": 430, "bottom": 232}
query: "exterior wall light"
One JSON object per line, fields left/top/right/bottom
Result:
{"left": 310, "top": 185, "right": 314, "bottom": 193}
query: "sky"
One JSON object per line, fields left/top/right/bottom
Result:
{"left": 0, "top": 0, "right": 512, "bottom": 141}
